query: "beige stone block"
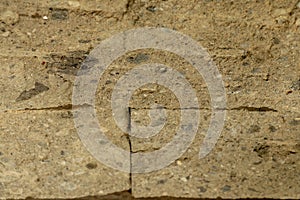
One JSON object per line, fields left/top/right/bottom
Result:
{"left": 131, "top": 109, "right": 300, "bottom": 198}
{"left": 0, "top": 0, "right": 299, "bottom": 198}
{"left": 0, "top": 110, "right": 130, "bottom": 199}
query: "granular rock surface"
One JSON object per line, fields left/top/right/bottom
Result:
{"left": 0, "top": 0, "right": 299, "bottom": 199}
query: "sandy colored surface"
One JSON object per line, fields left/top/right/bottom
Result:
{"left": 0, "top": 110, "right": 130, "bottom": 199}
{"left": 0, "top": 0, "right": 300, "bottom": 199}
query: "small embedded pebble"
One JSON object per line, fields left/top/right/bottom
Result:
{"left": 60, "top": 181, "right": 77, "bottom": 191}
{"left": 159, "top": 67, "right": 167, "bottom": 73}
{"left": 296, "top": 18, "right": 300, "bottom": 27}
{"left": 253, "top": 158, "right": 262, "bottom": 165}
{"left": 248, "top": 125, "right": 261, "bottom": 133}
{"left": 176, "top": 160, "right": 182, "bottom": 166}
{"left": 157, "top": 179, "right": 166, "bottom": 184}
{"left": 146, "top": 6, "right": 157, "bottom": 12}
{"left": 291, "top": 79, "right": 300, "bottom": 91}
{"left": 1, "top": 31, "right": 10, "bottom": 37}
{"left": 51, "top": 8, "right": 69, "bottom": 20}
{"left": 269, "top": 125, "right": 277, "bottom": 132}
{"left": 0, "top": 10, "right": 19, "bottom": 25}
{"left": 106, "top": 17, "right": 117, "bottom": 23}
{"left": 86, "top": 162, "right": 98, "bottom": 169}
{"left": 180, "top": 177, "right": 188, "bottom": 182}
{"left": 43, "top": 123, "right": 50, "bottom": 128}
{"left": 222, "top": 185, "right": 231, "bottom": 192}
{"left": 68, "top": 1, "right": 80, "bottom": 8}
{"left": 78, "top": 39, "right": 91, "bottom": 43}
{"left": 199, "top": 186, "right": 207, "bottom": 193}
{"left": 272, "top": 8, "right": 289, "bottom": 17}
{"left": 290, "top": 119, "right": 300, "bottom": 126}
{"left": 126, "top": 53, "right": 149, "bottom": 64}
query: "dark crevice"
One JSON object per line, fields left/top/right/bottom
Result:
{"left": 130, "top": 107, "right": 210, "bottom": 110}
{"left": 122, "top": 0, "right": 135, "bottom": 18}
{"left": 3, "top": 105, "right": 278, "bottom": 113}
{"left": 231, "top": 106, "right": 278, "bottom": 112}
{"left": 127, "top": 107, "right": 133, "bottom": 195}
{"left": 23, "top": 190, "right": 278, "bottom": 199}
{"left": 130, "top": 106, "right": 278, "bottom": 112}
{"left": 3, "top": 104, "right": 92, "bottom": 112}
{"left": 126, "top": 0, "right": 135, "bottom": 12}
{"left": 23, "top": 104, "right": 73, "bottom": 111}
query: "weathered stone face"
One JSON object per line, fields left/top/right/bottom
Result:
{"left": 0, "top": 110, "right": 130, "bottom": 198}
{"left": 0, "top": 0, "right": 299, "bottom": 199}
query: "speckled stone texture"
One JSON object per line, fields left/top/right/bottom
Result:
{"left": 0, "top": 0, "right": 299, "bottom": 199}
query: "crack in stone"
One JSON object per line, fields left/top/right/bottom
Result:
{"left": 231, "top": 106, "right": 278, "bottom": 112}
{"left": 125, "top": 104, "right": 278, "bottom": 189}
{"left": 127, "top": 107, "right": 133, "bottom": 194}
{"left": 130, "top": 107, "right": 209, "bottom": 110}
{"left": 2, "top": 105, "right": 278, "bottom": 114}
{"left": 2, "top": 104, "right": 92, "bottom": 113}
{"left": 130, "top": 106, "right": 278, "bottom": 112}
{"left": 22, "top": 190, "right": 204, "bottom": 199}
{"left": 3, "top": 103, "right": 279, "bottom": 199}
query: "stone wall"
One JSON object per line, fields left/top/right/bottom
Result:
{"left": 0, "top": 0, "right": 299, "bottom": 199}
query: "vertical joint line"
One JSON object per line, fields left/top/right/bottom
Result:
{"left": 127, "top": 107, "right": 132, "bottom": 193}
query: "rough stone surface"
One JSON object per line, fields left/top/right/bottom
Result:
{"left": 0, "top": 0, "right": 299, "bottom": 199}
{"left": 131, "top": 109, "right": 299, "bottom": 198}
{"left": 0, "top": 111, "right": 130, "bottom": 199}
